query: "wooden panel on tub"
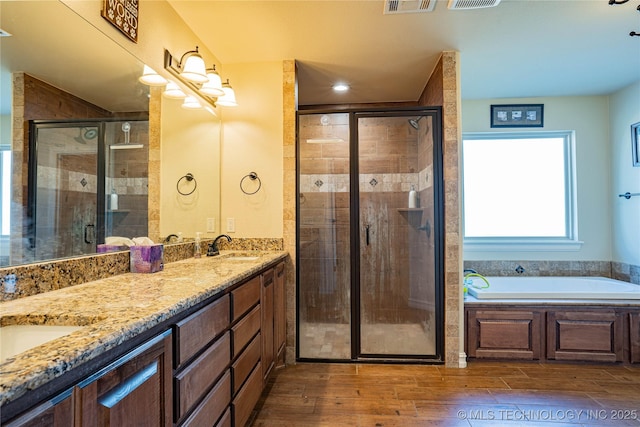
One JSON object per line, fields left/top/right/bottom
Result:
{"left": 466, "top": 309, "right": 543, "bottom": 360}
{"left": 630, "top": 312, "right": 640, "bottom": 364}
{"left": 547, "top": 310, "right": 623, "bottom": 363}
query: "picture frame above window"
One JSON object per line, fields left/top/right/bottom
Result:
{"left": 632, "top": 121, "right": 640, "bottom": 167}
{"left": 490, "top": 104, "right": 544, "bottom": 128}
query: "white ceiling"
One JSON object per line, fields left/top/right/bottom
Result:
{"left": 168, "top": 0, "right": 640, "bottom": 106}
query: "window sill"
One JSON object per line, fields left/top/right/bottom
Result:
{"left": 464, "top": 238, "right": 584, "bottom": 252}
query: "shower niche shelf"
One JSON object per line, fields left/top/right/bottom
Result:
{"left": 397, "top": 208, "right": 424, "bottom": 228}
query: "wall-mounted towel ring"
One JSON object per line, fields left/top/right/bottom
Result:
{"left": 177, "top": 173, "right": 197, "bottom": 196}
{"left": 240, "top": 172, "right": 262, "bottom": 195}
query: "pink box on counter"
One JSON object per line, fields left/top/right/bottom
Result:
{"left": 130, "top": 244, "right": 164, "bottom": 273}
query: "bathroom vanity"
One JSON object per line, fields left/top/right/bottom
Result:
{"left": 0, "top": 251, "right": 287, "bottom": 427}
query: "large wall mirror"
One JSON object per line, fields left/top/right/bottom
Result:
{"left": 0, "top": 1, "right": 221, "bottom": 267}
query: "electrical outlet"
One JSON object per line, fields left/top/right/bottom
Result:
{"left": 226, "top": 217, "right": 235, "bottom": 233}
{"left": 206, "top": 217, "right": 216, "bottom": 232}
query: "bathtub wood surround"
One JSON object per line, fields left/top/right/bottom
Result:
{"left": 0, "top": 250, "right": 287, "bottom": 425}
{"left": 251, "top": 362, "right": 640, "bottom": 426}
{"left": 465, "top": 304, "right": 640, "bottom": 364}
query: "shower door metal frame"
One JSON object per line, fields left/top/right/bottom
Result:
{"left": 295, "top": 107, "right": 445, "bottom": 363}
{"left": 351, "top": 108, "right": 444, "bottom": 362}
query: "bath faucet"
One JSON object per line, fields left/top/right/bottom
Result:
{"left": 207, "top": 234, "right": 232, "bottom": 257}
{"left": 164, "top": 234, "right": 179, "bottom": 243}
{"left": 463, "top": 268, "right": 478, "bottom": 275}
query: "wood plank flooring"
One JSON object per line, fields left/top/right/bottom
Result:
{"left": 250, "top": 361, "right": 640, "bottom": 426}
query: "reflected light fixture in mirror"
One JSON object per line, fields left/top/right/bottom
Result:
{"left": 200, "top": 65, "right": 224, "bottom": 97}
{"left": 139, "top": 65, "right": 168, "bottom": 86}
{"left": 163, "top": 81, "right": 186, "bottom": 99}
{"left": 182, "top": 95, "right": 203, "bottom": 110}
{"left": 179, "top": 46, "right": 208, "bottom": 83}
{"left": 217, "top": 79, "right": 238, "bottom": 107}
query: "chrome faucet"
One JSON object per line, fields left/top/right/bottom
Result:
{"left": 207, "top": 234, "right": 232, "bottom": 257}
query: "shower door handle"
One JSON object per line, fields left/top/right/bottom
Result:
{"left": 365, "top": 224, "right": 370, "bottom": 246}
{"left": 84, "top": 224, "right": 95, "bottom": 244}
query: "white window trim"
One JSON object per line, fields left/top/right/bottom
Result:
{"left": 462, "top": 130, "right": 583, "bottom": 252}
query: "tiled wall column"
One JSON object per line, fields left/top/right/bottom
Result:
{"left": 283, "top": 60, "right": 298, "bottom": 363}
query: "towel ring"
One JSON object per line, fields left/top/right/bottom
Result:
{"left": 240, "top": 172, "right": 261, "bottom": 195}
{"left": 177, "top": 173, "right": 197, "bottom": 196}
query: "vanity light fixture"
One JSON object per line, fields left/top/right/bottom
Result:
{"left": 139, "top": 65, "right": 168, "bottom": 86}
{"left": 178, "top": 46, "right": 208, "bottom": 83}
{"left": 200, "top": 65, "right": 225, "bottom": 97}
{"left": 216, "top": 80, "right": 238, "bottom": 107}
{"left": 181, "top": 95, "right": 203, "bottom": 110}
{"left": 163, "top": 81, "right": 187, "bottom": 99}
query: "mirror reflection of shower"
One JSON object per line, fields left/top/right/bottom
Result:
{"left": 110, "top": 121, "right": 143, "bottom": 150}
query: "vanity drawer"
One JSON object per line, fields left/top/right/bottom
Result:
{"left": 215, "top": 408, "right": 231, "bottom": 427}
{"left": 175, "top": 295, "right": 230, "bottom": 367}
{"left": 175, "top": 332, "right": 230, "bottom": 420}
{"left": 231, "top": 305, "right": 260, "bottom": 357}
{"left": 232, "top": 362, "right": 262, "bottom": 427}
{"left": 232, "top": 332, "right": 261, "bottom": 394}
{"left": 231, "top": 277, "right": 260, "bottom": 321}
{"left": 181, "top": 370, "right": 231, "bottom": 427}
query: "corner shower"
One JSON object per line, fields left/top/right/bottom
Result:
{"left": 26, "top": 119, "right": 149, "bottom": 263}
{"left": 297, "top": 109, "right": 444, "bottom": 362}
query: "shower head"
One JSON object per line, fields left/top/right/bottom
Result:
{"left": 408, "top": 117, "right": 423, "bottom": 130}
{"left": 74, "top": 127, "right": 98, "bottom": 144}
{"left": 110, "top": 122, "right": 143, "bottom": 150}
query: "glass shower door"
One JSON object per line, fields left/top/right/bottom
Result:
{"left": 356, "top": 113, "right": 439, "bottom": 357}
{"left": 29, "top": 123, "right": 102, "bottom": 261}
{"left": 297, "top": 113, "right": 352, "bottom": 359}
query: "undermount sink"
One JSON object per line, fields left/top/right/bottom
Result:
{"left": 0, "top": 325, "right": 85, "bottom": 363}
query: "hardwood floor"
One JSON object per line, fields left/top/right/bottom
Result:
{"left": 250, "top": 361, "right": 640, "bottom": 426}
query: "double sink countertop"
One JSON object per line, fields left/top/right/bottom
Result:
{"left": 0, "top": 250, "right": 288, "bottom": 407}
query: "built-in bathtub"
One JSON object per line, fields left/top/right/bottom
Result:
{"left": 467, "top": 276, "right": 640, "bottom": 300}
{"left": 464, "top": 276, "right": 640, "bottom": 364}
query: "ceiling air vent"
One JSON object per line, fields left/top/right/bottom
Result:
{"left": 448, "top": 0, "right": 501, "bottom": 10}
{"left": 384, "top": 0, "right": 436, "bottom": 14}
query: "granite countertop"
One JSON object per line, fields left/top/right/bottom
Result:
{"left": 0, "top": 250, "right": 287, "bottom": 408}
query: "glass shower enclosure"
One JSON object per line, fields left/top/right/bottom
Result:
{"left": 297, "top": 109, "right": 444, "bottom": 361}
{"left": 26, "top": 119, "right": 148, "bottom": 263}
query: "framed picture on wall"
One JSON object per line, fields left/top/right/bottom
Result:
{"left": 632, "top": 121, "right": 640, "bottom": 167}
{"left": 490, "top": 104, "right": 544, "bottom": 128}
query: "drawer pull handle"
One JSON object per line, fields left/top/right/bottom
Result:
{"left": 98, "top": 362, "right": 158, "bottom": 408}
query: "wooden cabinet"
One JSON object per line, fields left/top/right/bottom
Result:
{"left": 76, "top": 330, "right": 173, "bottom": 427}
{"left": 231, "top": 362, "right": 262, "bottom": 427}
{"left": 466, "top": 309, "right": 542, "bottom": 360}
{"left": 3, "top": 389, "right": 73, "bottom": 427}
{"left": 466, "top": 305, "right": 638, "bottom": 364}
{"left": 261, "top": 268, "right": 275, "bottom": 383}
{"left": 274, "top": 262, "right": 286, "bottom": 366}
{"left": 547, "top": 310, "right": 623, "bottom": 362}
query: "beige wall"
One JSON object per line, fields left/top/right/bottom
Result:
{"left": 462, "top": 96, "right": 612, "bottom": 262}
{"left": 219, "top": 62, "right": 284, "bottom": 238}
{"left": 160, "top": 98, "right": 221, "bottom": 239}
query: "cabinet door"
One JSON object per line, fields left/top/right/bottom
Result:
{"left": 547, "top": 310, "right": 623, "bottom": 362}
{"left": 630, "top": 312, "right": 640, "bottom": 364}
{"left": 77, "top": 330, "right": 173, "bottom": 427}
{"left": 261, "top": 268, "right": 275, "bottom": 383}
{"left": 4, "top": 389, "right": 73, "bottom": 427}
{"left": 466, "top": 309, "right": 542, "bottom": 360}
{"left": 274, "top": 262, "right": 286, "bottom": 366}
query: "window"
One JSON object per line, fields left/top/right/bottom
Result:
{"left": 462, "top": 131, "right": 581, "bottom": 251}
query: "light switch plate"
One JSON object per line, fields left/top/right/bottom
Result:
{"left": 206, "top": 217, "right": 216, "bottom": 232}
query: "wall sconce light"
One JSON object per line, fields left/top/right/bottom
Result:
{"left": 217, "top": 80, "right": 238, "bottom": 107}
{"left": 139, "top": 65, "right": 168, "bottom": 86}
{"left": 163, "top": 81, "right": 186, "bottom": 99}
{"left": 182, "top": 96, "right": 203, "bottom": 110}
{"left": 200, "top": 65, "right": 225, "bottom": 97}
{"left": 177, "top": 46, "right": 208, "bottom": 83}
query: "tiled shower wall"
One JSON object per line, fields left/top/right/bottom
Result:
{"left": 298, "top": 113, "right": 437, "bottom": 328}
